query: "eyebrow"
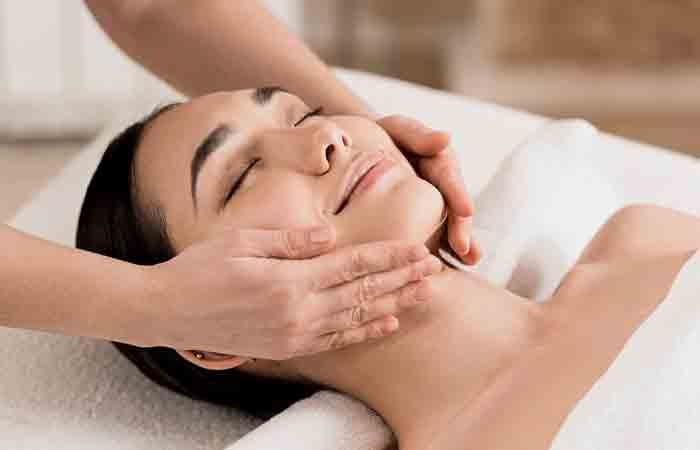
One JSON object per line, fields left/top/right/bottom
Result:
{"left": 252, "top": 86, "right": 287, "bottom": 106}
{"left": 189, "top": 86, "right": 287, "bottom": 209}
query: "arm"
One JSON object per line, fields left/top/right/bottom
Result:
{"left": 575, "top": 204, "right": 700, "bottom": 265}
{"left": 0, "top": 224, "right": 147, "bottom": 343}
{"left": 551, "top": 204, "right": 700, "bottom": 322}
{"left": 0, "top": 223, "right": 438, "bottom": 356}
{"left": 84, "top": 0, "right": 371, "bottom": 116}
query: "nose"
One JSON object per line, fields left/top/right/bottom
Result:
{"left": 312, "top": 121, "right": 352, "bottom": 174}
{"left": 265, "top": 121, "right": 351, "bottom": 175}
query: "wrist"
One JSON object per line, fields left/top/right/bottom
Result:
{"left": 88, "top": 261, "right": 161, "bottom": 348}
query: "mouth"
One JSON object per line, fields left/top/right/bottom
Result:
{"left": 334, "top": 152, "right": 387, "bottom": 215}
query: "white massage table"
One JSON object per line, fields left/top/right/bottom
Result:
{"left": 4, "top": 68, "right": 699, "bottom": 450}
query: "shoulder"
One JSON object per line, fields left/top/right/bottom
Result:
{"left": 574, "top": 204, "right": 700, "bottom": 265}
{"left": 546, "top": 204, "right": 699, "bottom": 331}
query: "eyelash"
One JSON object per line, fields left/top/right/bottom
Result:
{"left": 294, "top": 106, "right": 324, "bottom": 126}
{"left": 224, "top": 106, "right": 325, "bottom": 204}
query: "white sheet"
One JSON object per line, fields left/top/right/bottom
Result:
{"left": 552, "top": 250, "right": 700, "bottom": 450}
{"left": 4, "top": 68, "right": 699, "bottom": 450}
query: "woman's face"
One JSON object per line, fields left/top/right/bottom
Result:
{"left": 134, "top": 88, "right": 445, "bottom": 254}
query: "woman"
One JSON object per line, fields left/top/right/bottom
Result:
{"left": 77, "top": 87, "right": 700, "bottom": 450}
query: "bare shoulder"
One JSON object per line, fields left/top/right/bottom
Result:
{"left": 412, "top": 206, "right": 700, "bottom": 450}
{"left": 547, "top": 204, "right": 699, "bottom": 335}
{"left": 574, "top": 204, "right": 700, "bottom": 266}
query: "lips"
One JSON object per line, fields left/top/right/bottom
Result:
{"left": 334, "top": 152, "right": 387, "bottom": 215}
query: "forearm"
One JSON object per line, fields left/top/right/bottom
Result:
{"left": 0, "top": 224, "right": 151, "bottom": 345}
{"left": 85, "top": 0, "right": 373, "bottom": 116}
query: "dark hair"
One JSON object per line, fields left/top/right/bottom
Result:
{"left": 75, "top": 104, "right": 321, "bottom": 420}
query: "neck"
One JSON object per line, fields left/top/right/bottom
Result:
{"left": 290, "top": 254, "right": 541, "bottom": 448}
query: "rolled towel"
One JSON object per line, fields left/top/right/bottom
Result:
{"left": 225, "top": 390, "right": 395, "bottom": 450}
{"left": 444, "top": 119, "right": 623, "bottom": 302}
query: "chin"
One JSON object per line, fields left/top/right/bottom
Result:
{"left": 336, "top": 175, "right": 445, "bottom": 248}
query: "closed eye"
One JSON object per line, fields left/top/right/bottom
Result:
{"left": 224, "top": 158, "right": 260, "bottom": 205}
{"left": 294, "top": 106, "right": 324, "bottom": 126}
{"left": 223, "top": 106, "right": 323, "bottom": 207}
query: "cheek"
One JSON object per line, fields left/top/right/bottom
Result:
{"left": 208, "top": 177, "right": 324, "bottom": 237}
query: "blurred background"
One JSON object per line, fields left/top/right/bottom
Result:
{"left": 2, "top": 0, "right": 700, "bottom": 219}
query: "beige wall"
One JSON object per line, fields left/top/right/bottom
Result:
{"left": 303, "top": 1, "right": 700, "bottom": 156}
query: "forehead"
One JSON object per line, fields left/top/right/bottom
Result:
{"left": 133, "top": 90, "right": 292, "bottom": 245}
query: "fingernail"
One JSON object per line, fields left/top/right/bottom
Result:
{"left": 457, "top": 215, "right": 473, "bottom": 225}
{"left": 383, "top": 316, "right": 399, "bottom": 333}
{"left": 310, "top": 227, "right": 332, "bottom": 244}
{"left": 461, "top": 240, "right": 471, "bottom": 257}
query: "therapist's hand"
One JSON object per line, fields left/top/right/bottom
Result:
{"left": 377, "top": 115, "right": 481, "bottom": 265}
{"left": 137, "top": 226, "right": 441, "bottom": 361}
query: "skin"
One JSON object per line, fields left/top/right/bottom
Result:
{"left": 134, "top": 89, "right": 700, "bottom": 449}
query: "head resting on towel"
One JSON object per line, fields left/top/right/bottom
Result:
{"left": 76, "top": 87, "right": 446, "bottom": 419}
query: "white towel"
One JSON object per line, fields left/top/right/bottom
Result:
{"left": 457, "top": 119, "right": 624, "bottom": 301}
{"left": 225, "top": 391, "right": 394, "bottom": 450}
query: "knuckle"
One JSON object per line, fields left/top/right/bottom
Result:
{"left": 400, "top": 279, "right": 431, "bottom": 305}
{"left": 387, "top": 243, "right": 403, "bottom": 268}
{"left": 360, "top": 274, "right": 380, "bottom": 301}
{"left": 369, "top": 321, "right": 384, "bottom": 339}
{"left": 279, "top": 231, "right": 303, "bottom": 258}
{"left": 326, "top": 331, "right": 346, "bottom": 350}
{"left": 348, "top": 248, "right": 366, "bottom": 280}
{"left": 349, "top": 303, "right": 368, "bottom": 328}
{"left": 409, "top": 260, "right": 424, "bottom": 281}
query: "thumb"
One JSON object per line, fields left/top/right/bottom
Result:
{"left": 227, "top": 226, "right": 336, "bottom": 259}
{"left": 378, "top": 115, "right": 450, "bottom": 156}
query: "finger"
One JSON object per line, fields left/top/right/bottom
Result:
{"left": 462, "top": 238, "right": 482, "bottom": 266}
{"left": 307, "top": 240, "right": 429, "bottom": 290}
{"left": 227, "top": 226, "right": 336, "bottom": 259}
{"left": 418, "top": 151, "right": 473, "bottom": 218}
{"left": 377, "top": 115, "right": 450, "bottom": 156}
{"left": 378, "top": 115, "right": 473, "bottom": 218}
{"left": 321, "top": 254, "right": 442, "bottom": 313}
{"left": 307, "top": 256, "right": 441, "bottom": 330}
{"left": 301, "top": 315, "right": 399, "bottom": 356}
{"left": 307, "top": 278, "right": 433, "bottom": 335}
{"left": 448, "top": 214, "right": 472, "bottom": 262}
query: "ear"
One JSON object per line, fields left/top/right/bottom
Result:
{"left": 176, "top": 350, "right": 251, "bottom": 371}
